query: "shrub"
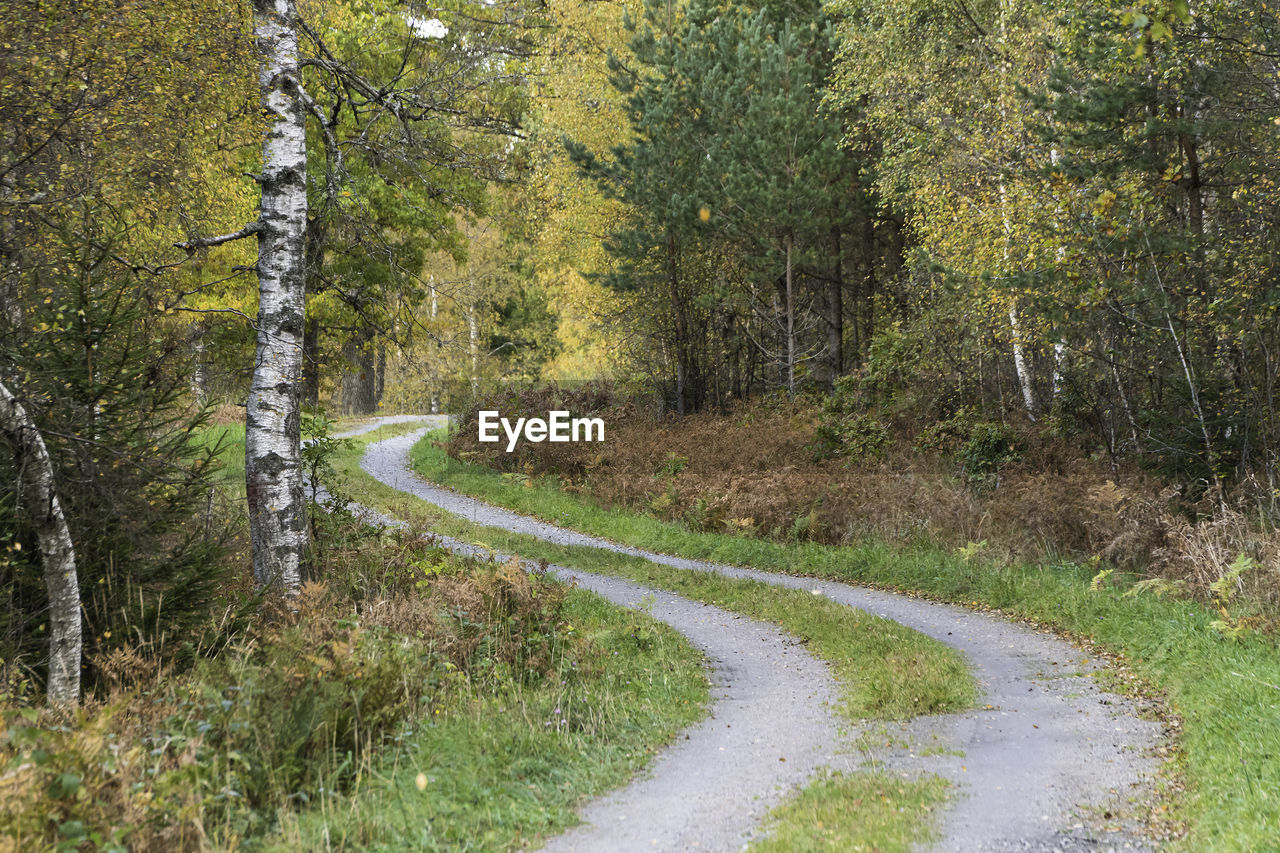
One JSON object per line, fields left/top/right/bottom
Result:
{"left": 0, "top": 510, "right": 579, "bottom": 849}
{"left": 810, "top": 376, "right": 890, "bottom": 461}
{"left": 0, "top": 241, "right": 234, "bottom": 691}
{"left": 958, "top": 421, "right": 1021, "bottom": 488}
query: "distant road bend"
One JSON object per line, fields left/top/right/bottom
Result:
{"left": 340, "top": 418, "right": 1163, "bottom": 853}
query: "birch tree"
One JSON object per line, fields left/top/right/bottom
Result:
{"left": 179, "top": 0, "right": 310, "bottom": 590}
{"left": 244, "top": 0, "right": 309, "bottom": 590}
{"left": 0, "top": 380, "right": 80, "bottom": 706}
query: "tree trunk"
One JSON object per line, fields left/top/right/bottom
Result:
{"left": 246, "top": 0, "right": 308, "bottom": 592}
{"left": 0, "top": 380, "right": 81, "bottom": 706}
{"left": 827, "top": 227, "right": 843, "bottom": 386}
{"left": 785, "top": 233, "right": 796, "bottom": 397}
{"left": 375, "top": 343, "right": 386, "bottom": 407}
{"left": 667, "top": 231, "right": 689, "bottom": 415}
{"left": 1009, "top": 304, "right": 1037, "bottom": 419}
{"left": 189, "top": 323, "right": 209, "bottom": 406}
{"left": 340, "top": 336, "right": 377, "bottom": 415}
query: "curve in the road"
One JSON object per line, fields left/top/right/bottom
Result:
{"left": 335, "top": 420, "right": 849, "bottom": 851}
{"left": 350, "top": 421, "right": 1163, "bottom": 852}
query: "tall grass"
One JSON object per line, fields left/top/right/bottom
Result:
{"left": 0, "top": 425, "right": 711, "bottom": 851}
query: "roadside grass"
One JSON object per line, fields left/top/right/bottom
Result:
{"left": 32, "top": 419, "right": 712, "bottom": 851}
{"left": 753, "top": 771, "right": 949, "bottom": 853}
{"left": 334, "top": 424, "right": 975, "bottom": 724}
{"left": 267, "top": 588, "right": 707, "bottom": 851}
{"left": 552, "top": 561, "right": 972, "bottom": 722}
{"left": 405, "top": 428, "right": 1280, "bottom": 850}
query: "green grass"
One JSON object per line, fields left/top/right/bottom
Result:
{"left": 548, "top": 560, "right": 972, "bottom": 722}
{"left": 191, "top": 423, "right": 246, "bottom": 497}
{"left": 331, "top": 424, "right": 975, "bottom": 725}
{"left": 403, "top": 428, "right": 1280, "bottom": 851}
{"left": 176, "top": 420, "right": 712, "bottom": 849}
{"left": 266, "top": 589, "right": 707, "bottom": 851}
{"left": 752, "top": 771, "right": 949, "bottom": 852}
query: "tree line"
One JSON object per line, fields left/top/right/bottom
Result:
{"left": 0, "top": 0, "right": 547, "bottom": 704}
{"left": 542, "top": 0, "right": 1280, "bottom": 499}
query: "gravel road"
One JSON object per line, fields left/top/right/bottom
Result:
{"left": 344, "top": 420, "right": 1164, "bottom": 852}
{"left": 335, "top": 420, "right": 848, "bottom": 851}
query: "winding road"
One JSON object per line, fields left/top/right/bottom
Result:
{"left": 339, "top": 418, "right": 1163, "bottom": 852}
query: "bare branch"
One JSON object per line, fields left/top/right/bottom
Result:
{"left": 175, "top": 222, "right": 263, "bottom": 253}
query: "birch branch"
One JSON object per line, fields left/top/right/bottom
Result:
{"left": 175, "top": 222, "right": 263, "bottom": 253}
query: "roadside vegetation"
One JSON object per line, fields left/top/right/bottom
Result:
{"left": 754, "top": 772, "right": 949, "bottom": 853}
{"left": 420, "top": 391, "right": 1280, "bottom": 850}
{"left": 0, "top": 423, "right": 708, "bottom": 850}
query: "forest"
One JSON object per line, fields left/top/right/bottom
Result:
{"left": 3, "top": 0, "right": 1280, "bottom": 850}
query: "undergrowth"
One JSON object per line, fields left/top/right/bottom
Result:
{"left": 0, "top": 428, "right": 709, "bottom": 851}
{"left": 411, "top": 423, "right": 1280, "bottom": 851}
{"left": 447, "top": 389, "right": 1280, "bottom": 616}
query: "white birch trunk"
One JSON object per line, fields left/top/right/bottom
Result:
{"left": 1009, "top": 304, "right": 1037, "bottom": 419}
{"left": 247, "top": 0, "right": 308, "bottom": 591}
{"left": 1051, "top": 340, "right": 1065, "bottom": 401}
{"left": 0, "top": 380, "right": 81, "bottom": 705}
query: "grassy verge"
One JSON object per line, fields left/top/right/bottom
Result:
{"left": 3, "top": 420, "right": 711, "bottom": 852}
{"left": 266, "top": 587, "right": 706, "bottom": 851}
{"left": 552, "top": 561, "right": 972, "bottom": 722}
{"left": 404, "top": 428, "right": 1280, "bottom": 850}
{"left": 333, "top": 424, "right": 975, "bottom": 724}
{"left": 753, "top": 771, "right": 949, "bottom": 853}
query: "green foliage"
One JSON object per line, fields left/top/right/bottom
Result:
{"left": 0, "top": 230, "right": 234, "bottom": 688}
{"left": 564, "top": 0, "right": 875, "bottom": 409}
{"left": 824, "top": 0, "right": 1280, "bottom": 493}
{"left": 811, "top": 376, "right": 889, "bottom": 460}
{"left": 958, "top": 422, "right": 1020, "bottom": 481}
{"left": 487, "top": 283, "right": 563, "bottom": 382}
{"left": 301, "top": 408, "right": 352, "bottom": 503}
{"left": 1207, "top": 554, "right": 1258, "bottom": 640}
{"left": 812, "top": 413, "right": 889, "bottom": 462}
{"left": 657, "top": 452, "right": 689, "bottom": 477}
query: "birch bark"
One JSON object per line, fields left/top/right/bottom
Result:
{"left": 0, "top": 380, "right": 81, "bottom": 705}
{"left": 247, "top": 0, "right": 308, "bottom": 590}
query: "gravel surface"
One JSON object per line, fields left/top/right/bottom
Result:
{"left": 334, "top": 420, "right": 848, "bottom": 852}
{"left": 348, "top": 421, "right": 1164, "bottom": 852}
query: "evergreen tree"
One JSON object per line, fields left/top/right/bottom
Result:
{"left": 0, "top": 222, "right": 231, "bottom": 690}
